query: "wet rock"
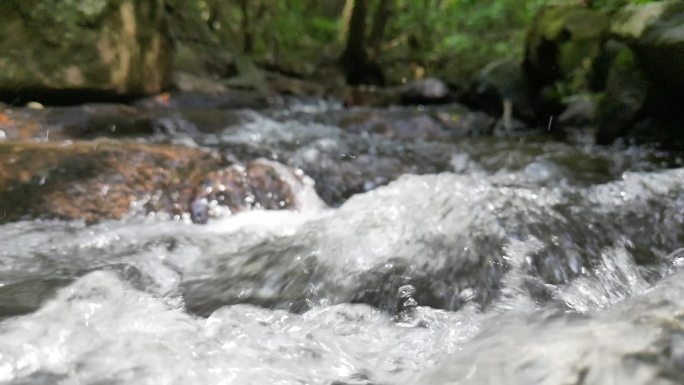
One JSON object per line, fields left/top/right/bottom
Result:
{"left": 338, "top": 110, "right": 448, "bottom": 140}
{"left": 344, "top": 78, "right": 452, "bottom": 107}
{"left": 0, "top": 103, "right": 258, "bottom": 142}
{"left": 335, "top": 105, "right": 494, "bottom": 140}
{"left": 0, "top": 109, "right": 47, "bottom": 141}
{"left": 0, "top": 0, "right": 172, "bottom": 101}
{"left": 178, "top": 109, "right": 255, "bottom": 134}
{"left": 400, "top": 78, "right": 451, "bottom": 105}
{"left": 207, "top": 111, "right": 466, "bottom": 205}
{"left": 0, "top": 278, "right": 73, "bottom": 319}
{"left": 343, "top": 86, "right": 401, "bottom": 107}
{"left": 50, "top": 104, "right": 180, "bottom": 138}
{"left": 0, "top": 140, "right": 223, "bottom": 224}
{"left": 296, "top": 139, "right": 459, "bottom": 205}
{"left": 437, "top": 110, "right": 496, "bottom": 136}
{"left": 558, "top": 98, "right": 597, "bottom": 128}
{"left": 0, "top": 105, "right": 172, "bottom": 141}
{"left": 135, "top": 91, "right": 270, "bottom": 110}
{"left": 190, "top": 159, "right": 322, "bottom": 224}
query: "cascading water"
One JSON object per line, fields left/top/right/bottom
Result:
{"left": 1, "top": 103, "right": 684, "bottom": 385}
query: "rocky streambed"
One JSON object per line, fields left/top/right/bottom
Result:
{"left": 1, "top": 93, "right": 684, "bottom": 385}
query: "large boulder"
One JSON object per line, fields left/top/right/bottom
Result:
{"left": 596, "top": 1, "right": 684, "bottom": 146}
{"left": 611, "top": 1, "right": 684, "bottom": 93}
{"left": 0, "top": 0, "right": 173, "bottom": 102}
{"left": 595, "top": 40, "right": 650, "bottom": 144}
{"left": 523, "top": 4, "right": 610, "bottom": 114}
{"left": 524, "top": 1, "right": 684, "bottom": 147}
{"left": 0, "top": 139, "right": 322, "bottom": 224}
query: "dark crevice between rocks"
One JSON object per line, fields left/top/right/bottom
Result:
{"left": 0, "top": 89, "right": 145, "bottom": 107}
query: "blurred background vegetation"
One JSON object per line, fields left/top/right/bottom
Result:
{"left": 163, "top": 0, "right": 662, "bottom": 85}
{"left": 0, "top": 0, "right": 667, "bottom": 94}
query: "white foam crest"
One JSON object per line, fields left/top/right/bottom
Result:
{"left": 0, "top": 272, "right": 474, "bottom": 385}
{"left": 555, "top": 244, "right": 650, "bottom": 312}
{"left": 413, "top": 269, "right": 684, "bottom": 385}
{"left": 220, "top": 114, "right": 344, "bottom": 148}
{"left": 250, "top": 158, "right": 328, "bottom": 212}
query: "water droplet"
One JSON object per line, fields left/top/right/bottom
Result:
{"left": 190, "top": 198, "right": 209, "bottom": 224}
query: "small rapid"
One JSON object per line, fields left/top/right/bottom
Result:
{"left": 1, "top": 104, "right": 684, "bottom": 385}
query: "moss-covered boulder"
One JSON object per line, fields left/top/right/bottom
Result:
{"left": 596, "top": 1, "right": 684, "bottom": 146}
{"left": 524, "top": 1, "right": 684, "bottom": 147}
{"left": 595, "top": 40, "right": 650, "bottom": 144}
{"left": 0, "top": 0, "right": 172, "bottom": 100}
{"left": 523, "top": 4, "right": 610, "bottom": 114}
{"left": 611, "top": 1, "right": 684, "bottom": 93}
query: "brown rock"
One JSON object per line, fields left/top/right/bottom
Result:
{"left": 189, "top": 159, "right": 318, "bottom": 224}
{"left": 0, "top": 140, "right": 222, "bottom": 224}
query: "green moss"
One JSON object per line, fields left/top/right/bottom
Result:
{"left": 0, "top": 0, "right": 171, "bottom": 95}
{"left": 524, "top": 4, "right": 611, "bottom": 113}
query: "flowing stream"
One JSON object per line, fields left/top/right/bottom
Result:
{"left": 1, "top": 101, "right": 684, "bottom": 384}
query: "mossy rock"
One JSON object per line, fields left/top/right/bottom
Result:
{"left": 523, "top": 5, "right": 610, "bottom": 114}
{"left": 595, "top": 1, "right": 684, "bottom": 147}
{"left": 595, "top": 41, "right": 650, "bottom": 144}
{"left": 612, "top": 1, "right": 684, "bottom": 96}
{"left": 524, "top": 5, "right": 610, "bottom": 89}
{"left": 0, "top": 0, "right": 172, "bottom": 99}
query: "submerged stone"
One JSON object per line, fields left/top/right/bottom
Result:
{"left": 190, "top": 159, "right": 323, "bottom": 224}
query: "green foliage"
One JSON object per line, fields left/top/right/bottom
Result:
{"left": 7, "top": 0, "right": 670, "bottom": 85}
{"left": 166, "top": 0, "right": 551, "bottom": 82}
{"left": 30, "top": 0, "right": 109, "bottom": 22}
{"left": 379, "top": 0, "right": 547, "bottom": 83}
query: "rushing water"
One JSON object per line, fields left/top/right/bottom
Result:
{"left": 2, "top": 102, "right": 684, "bottom": 384}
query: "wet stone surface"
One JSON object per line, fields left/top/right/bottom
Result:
{"left": 190, "top": 158, "right": 322, "bottom": 224}
{"left": 0, "top": 140, "right": 315, "bottom": 224}
{"left": 0, "top": 140, "right": 223, "bottom": 223}
{"left": 3, "top": 98, "right": 681, "bottom": 221}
